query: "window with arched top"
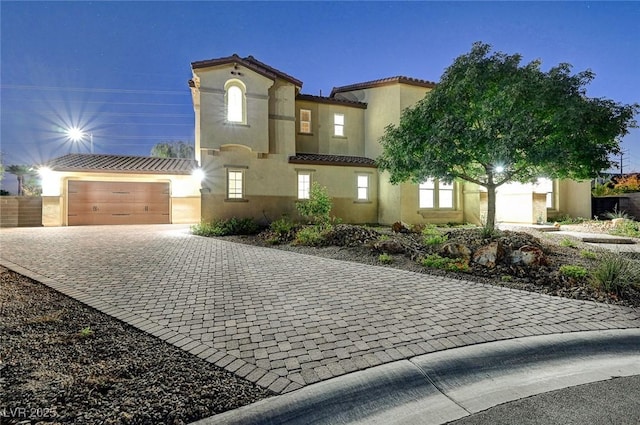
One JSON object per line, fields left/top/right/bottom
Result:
{"left": 224, "top": 80, "right": 246, "bottom": 124}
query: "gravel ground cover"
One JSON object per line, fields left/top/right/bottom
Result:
{"left": 0, "top": 267, "right": 272, "bottom": 425}
{"left": 224, "top": 223, "right": 640, "bottom": 308}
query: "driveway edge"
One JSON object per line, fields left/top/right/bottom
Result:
{"left": 191, "top": 329, "right": 640, "bottom": 425}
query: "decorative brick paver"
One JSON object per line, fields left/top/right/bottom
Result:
{"left": 1, "top": 225, "right": 638, "bottom": 394}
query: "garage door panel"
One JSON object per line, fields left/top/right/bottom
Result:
{"left": 68, "top": 181, "right": 170, "bottom": 225}
{"left": 68, "top": 213, "right": 94, "bottom": 226}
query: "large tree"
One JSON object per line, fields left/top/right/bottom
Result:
{"left": 378, "top": 42, "right": 638, "bottom": 229}
{"left": 150, "top": 141, "right": 194, "bottom": 159}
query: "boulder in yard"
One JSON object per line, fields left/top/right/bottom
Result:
{"left": 440, "top": 242, "right": 472, "bottom": 259}
{"left": 472, "top": 241, "right": 504, "bottom": 268}
{"left": 510, "top": 245, "right": 547, "bottom": 266}
{"left": 372, "top": 239, "right": 406, "bottom": 254}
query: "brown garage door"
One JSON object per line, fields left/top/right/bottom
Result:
{"left": 68, "top": 181, "right": 170, "bottom": 225}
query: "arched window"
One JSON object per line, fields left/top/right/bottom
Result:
{"left": 225, "top": 80, "right": 246, "bottom": 124}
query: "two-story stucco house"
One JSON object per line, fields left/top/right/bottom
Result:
{"left": 189, "top": 54, "right": 591, "bottom": 227}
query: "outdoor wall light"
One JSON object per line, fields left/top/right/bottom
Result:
{"left": 192, "top": 168, "right": 206, "bottom": 181}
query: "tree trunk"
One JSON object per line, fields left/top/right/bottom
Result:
{"left": 486, "top": 184, "right": 497, "bottom": 230}
{"left": 17, "top": 175, "right": 24, "bottom": 196}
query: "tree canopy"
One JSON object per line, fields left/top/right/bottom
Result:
{"left": 6, "top": 165, "right": 33, "bottom": 196}
{"left": 378, "top": 42, "right": 639, "bottom": 229}
{"left": 150, "top": 141, "right": 195, "bottom": 159}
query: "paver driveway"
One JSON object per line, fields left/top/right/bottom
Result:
{"left": 1, "top": 225, "right": 638, "bottom": 394}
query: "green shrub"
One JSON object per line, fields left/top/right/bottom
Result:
{"left": 580, "top": 250, "right": 597, "bottom": 260}
{"left": 378, "top": 253, "right": 393, "bottom": 264}
{"left": 270, "top": 216, "right": 296, "bottom": 235}
{"left": 296, "top": 182, "right": 333, "bottom": 225}
{"left": 293, "top": 225, "right": 329, "bottom": 246}
{"left": 424, "top": 234, "right": 448, "bottom": 246}
{"left": 591, "top": 181, "right": 615, "bottom": 197}
{"left": 559, "top": 265, "right": 588, "bottom": 280}
{"left": 605, "top": 205, "right": 631, "bottom": 220}
{"left": 420, "top": 254, "right": 469, "bottom": 272}
{"left": 590, "top": 253, "right": 640, "bottom": 295}
{"left": 422, "top": 225, "right": 448, "bottom": 245}
{"left": 609, "top": 219, "right": 640, "bottom": 238}
{"left": 191, "top": 217, "right": 260, "bottom": 237}
{"left": 559, "top": 238, "right": 577, "bottom": 248}
{"left": 501, "top": 275, "right": 513, "bottom": 282}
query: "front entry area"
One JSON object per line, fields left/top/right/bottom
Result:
{"left": 68, "top": 181, "right": 170, "bottom": 225}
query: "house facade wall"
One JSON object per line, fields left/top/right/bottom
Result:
{"left": 191, "top": 56, "right": 590, "bottom": 227}
{"left": 294, "top": 100, "right": 366, "bottom": 156}
{"left": 550, "top": 180, "right": 592, "bottom": 220}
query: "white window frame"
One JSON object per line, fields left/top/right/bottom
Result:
{"left": 224, "top": 80, "right": 246, "bottom": 124}
{"left": 227, "top": 169, "right": 244, "bottom": 199}
{"left": 300, "top": 109, "right": 312, "bottom": 134}
{"left": 334, "top": 113, "right": 344, "bottom": 136}
{"left": 356, "top": 174, "right": 369, "bottom": 201}
{"left": 419, "top": 179, "right": 454, "bottom": 209}
{"left": 298, "top": 172, "right": 311, "bottom": 200}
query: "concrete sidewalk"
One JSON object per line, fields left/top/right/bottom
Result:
{"left": 1, "top": 225, "right": 638, "bottom": 397}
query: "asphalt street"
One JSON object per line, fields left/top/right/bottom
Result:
{"left": 448, "top": 375, "right": 640, "bottom": 425}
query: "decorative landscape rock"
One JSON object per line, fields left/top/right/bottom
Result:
{"left": 472, "top": 241, "right": 504, "bottom": 268}
{"left": 510, "top": 245, "right": 548, "bottom": 266}
{"left": 323, "top": 224, "right": 381, "bottom": 247}
{"left": 372, "top": 239, "right": 406, "bottom": 254}
{"left": 391, "top": 221, "right": 410, "bottom": 233}
{"left": 440, "top": 242, "right": 472, "bottom": 259}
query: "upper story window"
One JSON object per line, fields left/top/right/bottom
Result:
{"left": 300, "top": 109, "right": 312, "bottom": 134}
{"left": 334, "top": 113, "right": 344, "bottom": 136}
{"left": 225, "top": 80, "right": 246, "bottom": 124}
{"left": 419, "top": 179, "right": 454, "bottom": 209}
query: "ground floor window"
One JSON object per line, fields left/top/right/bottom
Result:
{"left": 227, "top": 169, "right": 244, "bottom": 199}
{"left": 298, "top": 172, "right": 311, "bottom": 199}
{"left": 357, "top": 174, "right": 369, "bottom": 201}
{"left": 419, "top": 179, "right": 454, "bottom": 209}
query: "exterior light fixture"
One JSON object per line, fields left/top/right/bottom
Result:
{"left": 65, "top": 127, "right": 94, "bottom": 153}
{"left": 192, "top": 168, "right": 205, "bottom": 181}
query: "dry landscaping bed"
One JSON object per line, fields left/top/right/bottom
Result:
{"left": 0, "top": 267, "right": 272, "bottom": 425}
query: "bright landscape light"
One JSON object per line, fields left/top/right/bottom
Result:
{"left": 495, "top": 165, "right": 505, "bottom": 173}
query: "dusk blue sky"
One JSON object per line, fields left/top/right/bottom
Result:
{"left": 2, "top": 1, "right": 639, "bottom": 182}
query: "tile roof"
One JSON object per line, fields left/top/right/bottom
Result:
{"left": 296, "top": 93, "right": 367, "bottom": 109}
{"left": 330, "top": 76, "right": 436, "bottom": 97}
{"left": 191, "top": 54, "right": 303, "bottom": 87}
{"left": 46, "top": 154, "right": 199, "bottom": 175}
{"left": 289, "top": 153, "right": 377, "bottom": 168}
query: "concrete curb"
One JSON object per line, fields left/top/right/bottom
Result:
{"left": 192, "top": 329, "right": 640, "bottom": 425}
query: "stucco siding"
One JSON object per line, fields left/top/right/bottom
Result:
{"left": 196, "top": 65, "right": 273, "bottom": 153}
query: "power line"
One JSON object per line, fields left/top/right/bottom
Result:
{"left": 2, "top": 98, "right": 191, "bottom": 107}
{"left": 0, "top": 84, "right": 187, "bottom": 95}
{"left": 4, "top": 111, "right": 192, "bottom": 118}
